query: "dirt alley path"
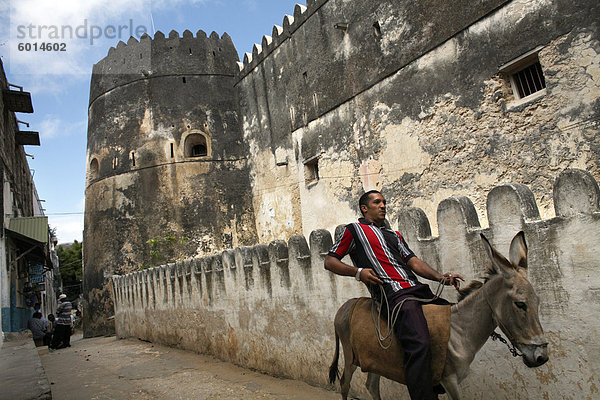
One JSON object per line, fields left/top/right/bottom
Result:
{"left": 39, "top": 333, "right": 342, "bottom": 400}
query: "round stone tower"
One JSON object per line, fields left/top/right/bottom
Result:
{"left": 83, "top": 30, "right": 257, "bottom": 337}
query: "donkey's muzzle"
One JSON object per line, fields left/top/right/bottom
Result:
{"left": 520, "top": 343, "right": 549, "bottom": 367}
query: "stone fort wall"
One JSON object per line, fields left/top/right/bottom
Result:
{"left": 86, "top": 0, "right": 600, "bottom": 342}
{"left": 84, "top": 30, "right": 258, "bottom": 336}
{"left": 237, "top": 0, "right": 600, "bottom": 244}
{"left": 112, "top": 169, "right": 600, "bottom": 399}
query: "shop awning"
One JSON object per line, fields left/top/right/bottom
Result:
{"left": 5, "top": 219, "right": 53, "bottom": 269}
{"left": 8, "top": 216, "right": 48, "bottom": 244}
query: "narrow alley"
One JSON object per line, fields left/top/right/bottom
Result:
{"left": 39, "top": 333, "right": 341, "bottom": 400}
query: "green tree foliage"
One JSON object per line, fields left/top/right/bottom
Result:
{"left": 143, "top": 233, "right": 190, "bottom": 269}
{"left": 57, "top": 240, "right": 82, "bottom": 299}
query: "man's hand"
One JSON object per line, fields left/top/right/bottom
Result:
{"left": 324, "top": 255, "right": 383, "bottom": 284}
{"left": 442, "top": 272, "right": 464, "bottom": 289}
{"left": 359, "top": 268, "right": 383, "bottom": 285}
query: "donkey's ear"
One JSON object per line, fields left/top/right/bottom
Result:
{"left": 480, "top": 233, "right": 515, "bottom": 280}
{"left": 509, "top": 231, "right": 528, "bottom": 270}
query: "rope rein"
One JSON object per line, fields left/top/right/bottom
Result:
{"left": 371, "top": 277, "right": 450, "bottom": 349}
{"left": 483, "top": 285, "right": 523, "bottom": 358}
{"left": 369, "top": 276, "right": 522, "bottom": 358}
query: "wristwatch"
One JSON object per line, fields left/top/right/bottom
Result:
{"left": 355, "top": 268, "right": 363, "bottom": 281}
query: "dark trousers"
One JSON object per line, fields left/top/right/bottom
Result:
{"left": 43, "top": 332, "right": 52, "bottom": 346}
{"left": 385, "top": 285, "right": 449, "bottom": 400}
{"left": 393, "top": 300, "right": 436, "bottom": 400}
{"left": 50, "top": 325, "right": 71, "bottom": 349}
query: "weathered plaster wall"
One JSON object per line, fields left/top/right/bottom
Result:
{"left": 84, "top": 31, "right": 258, "bottom": 336}
{"left": 0, "top": 60, "right": 38, "bottom": 337}
{"left": 237, "top": 0, "right": 600, "bottom": 241}
{"left": 0, "top": 60, "right": 35, "bottom": 222}
{"left": 113, "top": 169, "right": 600, "bottom": 399}
{"left": 87, "top": 0, "right": 600, "bottom": 344}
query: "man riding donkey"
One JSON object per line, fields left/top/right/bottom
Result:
{"left": 324, "top": 190, "right": 463, "bottom": 400}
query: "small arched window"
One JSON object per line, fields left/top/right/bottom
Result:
{"left": 89, "top": 158, "right": 99, "bottom": 180}
{"left": 184, "top": 133, "right": 210, "bottom": 158}
{"left": 191, "top": 143, "right": 207, "bottom": 157}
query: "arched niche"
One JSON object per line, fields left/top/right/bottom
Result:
{"left": 183, "top": 132, "right": 210, "bottom": 158}
{"left": 89, "top": 157, "right": 99, "bottom": 180}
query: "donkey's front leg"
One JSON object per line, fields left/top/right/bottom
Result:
{"left": 365, "top": 373, "right": 381, "bottom": 400}
{"left": 440, "top": 374, "right": 461, "bottom": 400}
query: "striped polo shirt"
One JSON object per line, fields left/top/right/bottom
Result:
{"left": 328, "top": 218, "right": 419, "bottom": 294}
{"left": 56, "top": 301, "right": 73, "bottom": 326}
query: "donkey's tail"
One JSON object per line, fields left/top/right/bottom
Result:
{"left": 329, "top": 331, "right": 340, "bottom": 384}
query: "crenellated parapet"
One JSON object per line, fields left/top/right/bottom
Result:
{"left": 399, "top": 169, "right": 600, "bottom": 279}
{"left": 236, "top": 1, "right": 320, "bottom": 76}
{"left": 113, "top": 168, "right": 600, "bottom": 311}
{"left": 111, "top": 168, "right": 600, "bottom": 398}
{"left": 90, "top": 30, "right": 238, "bottom": 104}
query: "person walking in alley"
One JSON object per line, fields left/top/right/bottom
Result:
{"left": 50, "top": 294, "right": 73, "bottom": 350}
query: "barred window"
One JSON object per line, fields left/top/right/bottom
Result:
{"left": 512, "top": 61, "right": 546, "bottom": 99}
{"left": 499, "top": 46, "right": 547, "bottom": 102}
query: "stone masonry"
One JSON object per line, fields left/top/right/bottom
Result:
{"left": 113, "top": 169, "right": 600, "bottom": 399}
{"left": 85, "top": 0, "right": 600, "bottom": 359}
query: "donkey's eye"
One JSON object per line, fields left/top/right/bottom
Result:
{"left": 515, "top": 301, "right": 527, "bottom": 311}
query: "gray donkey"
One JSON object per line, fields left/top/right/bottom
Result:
{"left": 329, "top": 231, "right": 549, "bottom": 400}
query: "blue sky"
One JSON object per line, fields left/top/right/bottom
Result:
{"left": 0, "top": 0, "right": 303, "bottom": 243}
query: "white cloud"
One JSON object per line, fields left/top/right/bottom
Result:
{"left": 15, "top": 74, "right": 88, "bottom": 96}
{"left": 3, "top": 0, "right": 229, "bottom": 76}
{"left": 0, "top": 0, "right": 9, "bottom": 39}
{"left": 151, "top": 0, "right": 216, "bottom": 9}
{"left": 11, "top": 0, "right": 150, "bottom": 27}
{"left": 49, "top": 196, "right": 85, "bottom": 244}
{"left": 38, "top": 115, "right": 86, "bottom": 140}
{"left": 7, "top": 0, "right": 153, "bottom": 75}
{"left": 77, "top": 196, "right": 85, "bottom": 210}
{"left": 150, "top": 0, "right": 188, "bottom": 8}
{"left": 50, "top": 213, "right": 84, "bottom": 244}
{"left": 243, "top": 0, "right": 258, "bottom": 11}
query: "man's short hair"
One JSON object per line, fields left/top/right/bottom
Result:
{"left": 33, "top": 312, "right": 42, "bottom": 319}
{"left": 359, "top": 190, "right": 381, "bottom": 216}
